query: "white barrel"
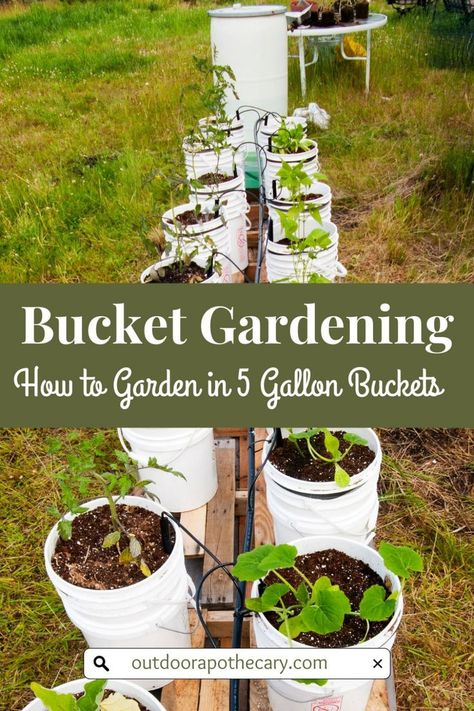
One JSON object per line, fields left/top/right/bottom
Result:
{"left": 209, "top": 5, "right": 288, "bottom": 146}
{"left": 22, "top": 679, "right": 167, "bottom": 711}
{"left": 118, "top": 428, "right": 218, "bottom": 512}
{"left": 183, "top": 141, "right": 238, "bottom": 179}
{"left": 263, "top": 428, "right": 382, "bottom": 495}
{"left": 162, "top": 202, "right": 232, "bottom": 282}
{"left": 263, "top": 139, "right": 320, "bottom": 197}
{"left": 266, "top": 221, "right": 342, "bottom": 283}
{"left": 265, "top": 473, "right": 379, "bottom": 545}
{"left": 140, "top": 253, "right": 225, "bottom": 285}
{"left": 252, "top": 536, "right": 404, "bottom": 711}
{"left": 44, "top": 497, "right": 192, "bottom": 690}
{"left": 189, "top": 171, "right": 249, "bottom": 272}
{"left": 268, "top": 182, "right": 332, "bottom": 238}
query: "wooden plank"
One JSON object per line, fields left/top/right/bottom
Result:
{"left": 367, "top": 680, "right": 390, "bottom": 710}
{"left": 253, "top": 429, "right": 274, "bottom": 548}
{"left": 181, "top": 505, "right": 206, "bottom": 557}
{"left": 160, "top": 610, "right": 204, "bottom": 711}
{"left": 206, "top": 610, "right": 250, "bottom": 645}
{"left": 198, "top": 680, "right": 229, "bottom": 711}
{"left": 201, "top": 444, "right": 236, "bottom": 607}
{"left": 214, "top": 427, "right": 247, "bottom": 438}
{"left": 235, "top": 489, "right": 247, "bottom": 518}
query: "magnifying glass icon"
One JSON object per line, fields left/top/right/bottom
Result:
{"left": 93, "top": 655, "right": 110, "bottom": 673}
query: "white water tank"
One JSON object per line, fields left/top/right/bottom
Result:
{"left": 208, "top": 4, "right": 288, "bottom": 146}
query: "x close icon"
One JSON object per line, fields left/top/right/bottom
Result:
{"left": 373, "top": 659, "right": 383, "bottom": 669}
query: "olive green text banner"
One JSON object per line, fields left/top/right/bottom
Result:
{"left": 1, "top": 284, "right": 472, "bottom": 427}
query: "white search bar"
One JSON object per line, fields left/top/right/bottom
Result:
{"left": 84, "top": 647, "right": 391, "bottom": 680}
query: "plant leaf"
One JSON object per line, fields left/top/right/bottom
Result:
{"left": 233, "top": 544, "right": 297, "bottom": 581}
{"left": 260, "top": 544, "right": 297, "bottom": 572}
{"left": 343, "top": 432, "right": 368, "bottom": 447}
{"left": 379, "top": 542, "right": 423, "bottom": 579}
{"left": 58, "top": 519, "right": 73, "bottom": 541}
{"left": 140, "top": 560, "right": 152, "bottom": 577}
{"left": 77, "top": 680, "right": 107, "bottom": 711}
{"left": 102, "top": 531, "right": 121, "bottom": 548}
{"left": 295, "top": 679, "right": 328, "bottom": 686}
{"left": 334, "top": 463, "right": 351, "bottom": 488}
{"left": 295, "top": 582, "right": 309, "bottom": 605}
{"left": 261, "top": 582, "right": 290, "bottom": 608}
{"left": 359, "top": 585, "right": 398, "bottom": 622}
{"left": 30, "top": 684, "right": 78, "bottom": 711}
{"left": 323, "top": 430, "right": 341, "bottom": 458}
{"left": 129, "top": 536, "right": 142, "bottom": 559}
{"left": 303, "top": 579, "right": 351, "bottom": 635}
{"left": 119, "top": 547, "right": 133, "bottom": 565}
{"left": 278, "top": 611, "right": 308, "bottom": 639}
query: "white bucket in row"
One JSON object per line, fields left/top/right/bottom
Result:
{"left": 198, "top": 114, "right": 247, "bottom": 157}
{"left": 45, "top": 496, "right": 192, "bottom": 680}
{"left": 263, "top": 428, "right": 382, "bottom": 496}
{"left": 189, "top": 171, "right": 249, "bottom": 272}
{"left": 118, "top": 428, "right": 218, "bottom": 513}
{"left": 265, "top": 472, "right": 379, "bottom": 545}
{"left": 265, "top": 221, "right": 343, "bottom": 283}
{"left": 140, "top": 253, "right": 224, "bottom": 285}
{"left": 262, "top": 139, "right": 319, "bottom": 197}
{"left": 161, "top": 202, "right": 232, "bottom": 282}
{"left": 257, "top": 113, "right": 308, "bottom": 150}
{"left": 251, "top": 536, "right": 403, "bottom": 711}
{"left": 267, "top": 182, "right": 332, "bottom": 241}
{"left": 22, "top": 679, "right": 167, "bottom": 711}
{"left": 183, "top": 141, "right": 241, "bottom": 180}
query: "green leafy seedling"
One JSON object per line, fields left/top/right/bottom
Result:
{"left": 30, "top": 680, "right": 106, "bottom": 711}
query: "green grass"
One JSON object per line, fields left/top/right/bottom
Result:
{"left": 0, "top": 0, "right": 472, "bottom": 282}
{"left": 1, "top": 427, "right": 473, "bottom": 710}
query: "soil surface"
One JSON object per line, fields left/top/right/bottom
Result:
{"left": 75, "top": 690, "right": 150, "bottom": 711}
{"left": 265, "top": 548, "right": 393, "bottom": 646}
{"left": 52, "top": 504, "right": 173, "bottom": 589}
{"left": 269, "top": 430, "right": 374, "bottom": 482}
{"left": 145, "top": 261, "right": 207, "bottom": 284}
{"left": 174, "top": 208, "right": 215, "bottom": 226}
{"left": 198, "top": 172, "right": 233, "bottom": 185}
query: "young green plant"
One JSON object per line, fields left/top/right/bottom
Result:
{"left": 47, "top": 432, "right": 184, "bottom": 577}
{"left": 287, "top": 428, "right": 369, "bottom": 487}
{"left": 30, "top": 680, "right": 140, "bottom": 711}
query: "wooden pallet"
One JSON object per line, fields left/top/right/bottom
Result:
{"left": 158, "top": 428, "right": 391, "bottom": 711}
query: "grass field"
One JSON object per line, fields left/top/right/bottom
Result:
{"left": 1, "top": 427, "right": 473, "bottom": 710}
{"left": 0, "top": 0, "right": 472, "bottom": 283}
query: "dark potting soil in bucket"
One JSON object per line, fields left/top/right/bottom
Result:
{"left": 145, "top": 262, "right": 208, "bottom": 284}
{"left": 264, "top": 549, "right": 392, "bottom": 646}
{"left": 52, "top": 504, "right": 174, "bottom": 589}
{"left": 174, "top": 209, "right": 216, "bottom": 226}
{"left": 269, "top": 431, "right": 374, "bottom": 482}
{"left": 198, "top": 172, "right": 235, "bottom": 186}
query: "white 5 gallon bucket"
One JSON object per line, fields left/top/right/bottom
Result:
{"left": 22, "top": 679, "right": 167, "bottom": 711}
{"left": 263, "top": 428, "right": 382, "bottom": 495}
{"left": 265, "top": 473, "right": 379, "bottom": 545}
{"left": 140, "top": 254, "right": 224, "bottom": 285}
{"left": 198, "top": 114, "right": 247, "bottom": 169}
{"left": 118, "top": 428, "right": 218, "bottom": 513}
{"left": 251, "top": 536, "right": 403, "bottom": 711}
{"left": 183, "top": 141, "right": 237, "bottom": 180}
{"left": 189, "top": 171, "right": 249, "bottom": 272}
{"left": 162, "top": 202, "right": 232, "bottom": 282}
{"left": 267, "top": 186, "right": 332, "bottom": 241}
{"left": 258, "top": 114, "right": 308, "bottom": 151}
{"left": 263, "top": 140, "right": 320, "bottom": 197}
{"left": 266, "top": 221, "right": 343, "bottom": 283}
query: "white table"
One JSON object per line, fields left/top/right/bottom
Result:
{"left": 287, "top": 13, "right": 388, "bottom": 98}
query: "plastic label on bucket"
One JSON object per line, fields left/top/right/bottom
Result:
{"left": 312, "top": 698, "right": 343, "bottom": 711}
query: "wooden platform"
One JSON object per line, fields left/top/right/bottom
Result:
{"left": 158, "top": 428, "right": 392, "bottom": 711}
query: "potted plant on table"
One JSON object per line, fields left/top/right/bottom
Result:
{"left": 233, "top": 538, "right": 422, "bottom": 711}
{"left": 44, "top": 433, "right": 192, "bottom": 690}
{"left": 355, "top": 0, "right": 369, "bottom": 19}
{"left": 25, "top": 679, "right": 166, "bottom": 711}
{"left": 263, "top": 427, "right": 381, "bottom": 544}
{"left": 339, "top": 0, "right": 355, "bottom": 22}
{"left": 319, "top": 0, "right": 337, "bottom": 26}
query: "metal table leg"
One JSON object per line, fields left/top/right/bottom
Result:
{"left": 298, "top": 34, "right": 307, "bottom": 99}
{"left": 365, "top": 29, "right": 372, "bottom": 94}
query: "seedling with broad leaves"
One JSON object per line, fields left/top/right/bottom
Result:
{"left": 47, "top": 432, "right": 184, "bottom": 577}
{"left": 31, "top": 679, "right": 139, "bottom": 711}
{"left": 270, "top": 124, "right": 314, "bottom": 155}
{"left": 233, "top": 541, "right": 422, "bottom": 645}
{"left": 287, "top": 428, "right": 369, "bottom": 487}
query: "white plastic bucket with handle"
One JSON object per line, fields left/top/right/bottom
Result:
{"left": 161, "top": 202, "right": 232, "bottom": 282}
{"left": 183, "top": 141, "right": 237, "bottom": 180}
{"left": 267, "top": 180, "right": 332, "bottom": 229}
{"left": 263, "top": 428, "right": 382, "bottom": 496}
{"left": 251, "top": 536, "right": 404, "bottom": 711}
{"left": 263, "top": 140, "right": 320, "bottom": 197}
{"left": 266, "top": 222, "right": 344, "bottom": 283}
{"left": 22, "top": 679, "right": 167, "bottom": 711}
{"left": 258, "top": 114, "right": 308, "bottom": 150}
{"left": 189, "top": 171, "right": 249, "bottom": 272}
{"left": 265, "top": 472, "right": 379, "bottom": 545}
{"left": 140, "top": 254, "right": 224, "bottom": 285}
{"left": 118, "top": 428, "right": 218, "bottom": 513}
{"left": 198, "top": 114, "right": 247, "bottom": 168}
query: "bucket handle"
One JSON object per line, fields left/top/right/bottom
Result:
{"left": 153, "top": 575, "right": 198, "bottom": 636}
{"left": 117, "top": 428, "right": 196, "bottom": 468}
{"left": 336, "top": 261, "right": 347, "bottom": 278}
